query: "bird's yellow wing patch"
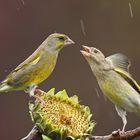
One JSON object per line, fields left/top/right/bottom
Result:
{"left": 29, "top": 56, "right": 40, "bottom": 65}
{"left": 13, "top": 55, "right": 41, "bottom": 72}
{"left": 115, "top": 68, "right": 140, "bottom": 94}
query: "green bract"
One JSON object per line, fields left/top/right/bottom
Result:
{"left": 29, "top": 88, "right": 95, "bottom": 140}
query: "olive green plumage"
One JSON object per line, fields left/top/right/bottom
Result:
{"left": 81, "top": 45, "right": 140, "bottom": 131}
{"left": 0, "top": 33, "right": 74, "bottom": 96}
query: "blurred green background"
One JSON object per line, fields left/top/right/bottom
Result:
{"left": 0, "top": 0, "right": 140, "bottom": 139}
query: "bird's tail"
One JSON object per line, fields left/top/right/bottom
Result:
{"left": 0, "top": 83, "right": 12, "bottom": 92}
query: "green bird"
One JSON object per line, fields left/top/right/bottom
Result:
{"left": 81, "top": 45, "right": 140, "bottom": 131}
{"left": 0, "top": 33, "right": 74, "bottom": 96}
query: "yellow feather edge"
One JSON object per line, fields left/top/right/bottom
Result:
{"left": 114, "top": 68, "right": 140, "bottom": 93}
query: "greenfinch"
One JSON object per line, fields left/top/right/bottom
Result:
{"left": 0, "top": 33, "right": 74, "bottom": 96}
{"left": 81, "top": 45, "right": 140, "bottom": 131}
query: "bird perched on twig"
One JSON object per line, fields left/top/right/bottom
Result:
{"left": 81, "top": 45, "right": 140, "bottom": 131}
{"left": 0, "top": 33, "right": 74, "bottom": 96}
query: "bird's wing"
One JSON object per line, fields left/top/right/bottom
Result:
{"left": 106, "top": 53, "right": 131, "bottom": 72}
{"left": 13, "top": 54, "right": 41, "bottom": 72}
{"left": 106, "top": 53, "right": 140, "bottom": 94}
{"left": 114, "top": 68, "right": 140, "bottom": 94}
{"left": 1, "top": 51, "right": 41, "bottom": 83}
{"left": 12, "top": 46, "right": 42, "bottom": 73}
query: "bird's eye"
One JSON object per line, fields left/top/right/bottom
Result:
{"left": 94, "top": 49, "right": 98, "bottom": 53}
{"left": 58, "top": 36, "right": 65, "bottom": 41}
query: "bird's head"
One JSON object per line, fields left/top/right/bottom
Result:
{"left": 81, "top": 46, "right": 105, "bottom": 63}
{"left": 45, "top": 33, "right": 74, "bottom": 52}
{"left": 80, "top": 46, "right": 109, "bottom": 72}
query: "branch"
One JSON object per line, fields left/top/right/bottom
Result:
{"left": 89, "top": 127, "right": 140, "bottom": 140}
{"left": 21, "top": 126, "right": 140, "bottom": 140}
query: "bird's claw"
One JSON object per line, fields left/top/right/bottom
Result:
{"left": 33, "top": 95, "right": 46, "bottom": 105}
{"left": 112, "top": 129, "right": 121, "bottom": 137}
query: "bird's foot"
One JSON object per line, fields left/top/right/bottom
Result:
{"left": 34, "top": 89, "right": 45, "bottom": 96}
{"left": 33, "top": 89, "right": 46, "bottom": 105}
{"left": 26, "top": 86, "right": 46, "bottom": 105}
{"left": 25, "top": 85, "right": 38, "bottom": 97}
{"left": 33, "top": 94, "right": 46, "bottom": 105}
{"left": 112, "top": 129, "right": 121, "bottom": 137}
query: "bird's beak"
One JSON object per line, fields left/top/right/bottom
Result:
{"left": 65, "top": 38, "right": 75, "bottom": 45}
{"left": 80, "top": 45, "right": 91, "bottom": 57}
